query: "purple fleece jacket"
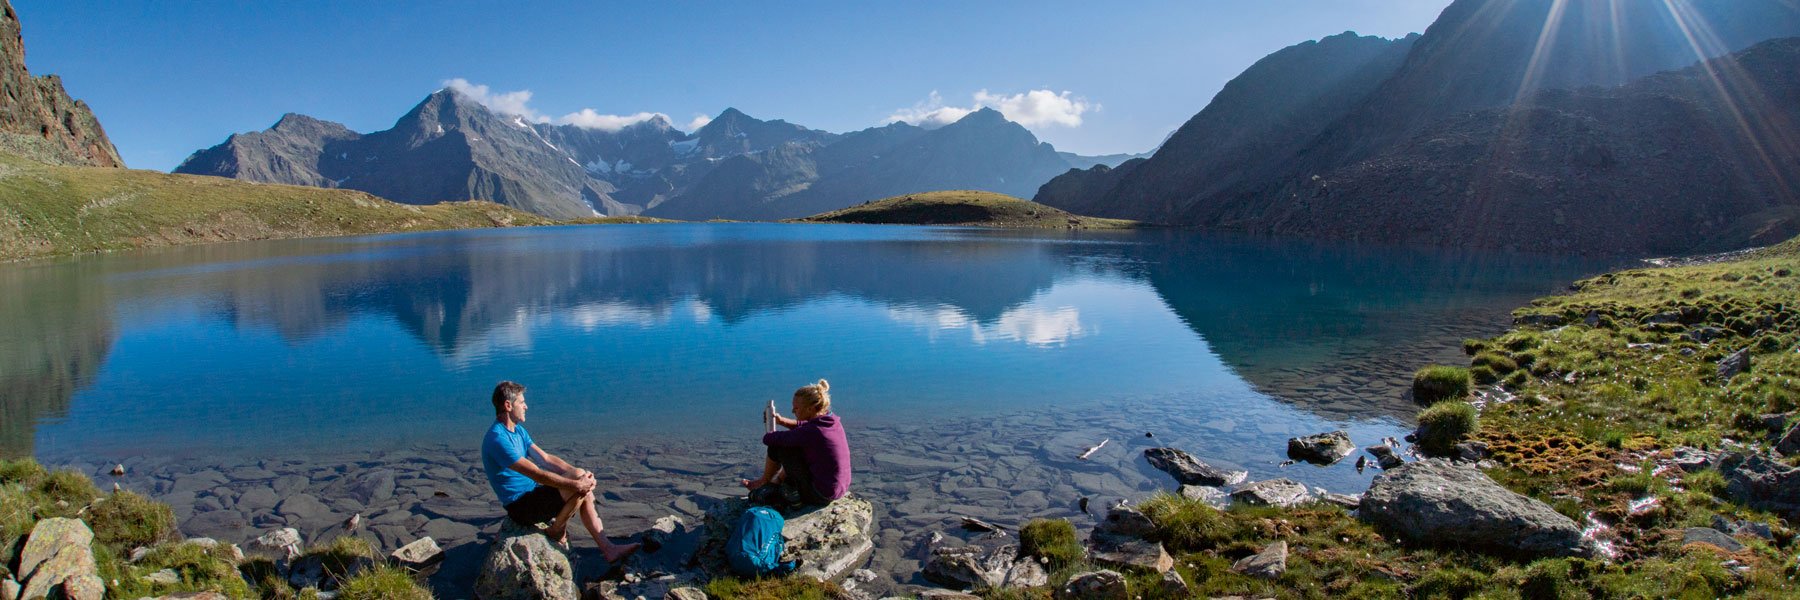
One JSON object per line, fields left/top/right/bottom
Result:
{"left": 762, "top": 412, "right": 851, "bottom": 501}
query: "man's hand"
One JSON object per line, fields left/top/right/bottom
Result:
{"left": 574, "top": 476, "right": 596, "bottom": 495}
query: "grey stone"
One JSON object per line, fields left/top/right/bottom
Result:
{"left": 781, "top": 495, "right": 878, "bottom": 582}
{"left": 1718, "top": 348, "right": 1751, "bottom": 380}
{"left": 1643, "top": 311, "right": 1681, "bottom": 325}
{"left": 1454, "top": 442, "right": 1489, "bottom": 462}
{"left": 1056, "top": 569, "right": 1127, "bottom": 600}
{"left": 1093, "top": 506, "right": 1155, "bottom": 539}
{"left": 1159, "top": 570, "right": 1189, "bottom": 596}
{"left": 144, "top": 569, "right": 181, "bottom": 585}
{"left": 276, "top": 494, "right": 332, "bottom": 523}
{"left": 1320, "top": 493, "right": 1362, "bottom": 510}
{"left": 474, "top": 523, "right": 578, "bottom": 600}
{"left": 348, "top": 469, "right": 397, "bottom": 505}
{"left": 1712, "top": 515, "right": 1775, "bottom": 541}
{"left": 923, "top": 545, "right": 1005, "bottom": 590}
{"left": 1000, "top": 557, "right": 1048, "bottom": 588}
{"left": 917, "top": 591, "right": 981, "bottom": 600}
{"left": 665, "top": 588, "right": 708, "bottom": 600}
{"left": 243, "top": 528, "right": 303, "bottom": 563}
{"left": 1231, "top": 541, "right": 1287, "bottom": 579}
{"left": 1287, "top": 431, "right": 1354, "bottom": 465}
{"left": 1683, "top": 527, "right": 1746, "bottom": 553}
{"left": 390, "top": 537, "right": 443, "bottom": 573}
{"left": 1178, "top": 485, "right": 1228, "bottom": 508}
{"left": 1720, "top": 452, "right": 1800, "bottom": 519}
{"left": 1142, "top": 448, "right": 1246, "bottom": 487}
{"left": 1087, "top": 534, "right": 1172, "bottom": 573}
{"left": 1365, "top": 444, "right": 1405, "bottom": 470}
{"left": 1777, "top": 422, "right": 1800, "bottom": 457}
{"left": 871, "top": 453, "right": 961, "bottom": 475}
{"left": 58, "top": 574, "right": 103, "bottom": 600}
{"left": 0, "top": 579, "right": 16, "bottom": 600}
{"left": 424, "top": 518, "right": 479, "bottom": 542}
{"left": 1685, "top": 326, "right": 1728, "bottom": 343}
{"left": 1230, "top": 479, "right": 1310, "bottom": 508}
{"left": 1360, "top": 459, "right": 1586, "bottom": 558}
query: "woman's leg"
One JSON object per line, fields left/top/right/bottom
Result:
{"left": 741, "top": 456, "right": 783, "bottom": 490}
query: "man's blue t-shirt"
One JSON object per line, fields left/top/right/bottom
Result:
{"left": 482, "top": 421, "right": 539, "bottom": 505}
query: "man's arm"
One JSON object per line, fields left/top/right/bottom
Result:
{"left": 529, "top": 444, "right": 590, "bottom": 481}
{"left": 508, "top": 457, "right": 592, "bottom": 494}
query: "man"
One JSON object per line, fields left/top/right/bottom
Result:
{"left": 481, "top": 381, "right": 638, "bottom": 561}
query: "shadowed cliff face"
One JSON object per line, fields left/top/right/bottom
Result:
{"left": 0, "top": 0, "right": 123, "bottom": 167}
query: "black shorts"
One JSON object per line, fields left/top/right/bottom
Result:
{"left": 504, "top": 485, "right": 566, "bottom": 526}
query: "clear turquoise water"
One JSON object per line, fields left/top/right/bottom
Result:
{"left": 0, "top": 223, "right": 1611, "bottom": 463}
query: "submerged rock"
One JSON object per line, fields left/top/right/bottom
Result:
{"left": 1142, "top": 448, "right": 1246, "bottom": 487}
{"left": 1287, "top": 431, "right": 1354, "bottom": 465}
{"left": 1360, "top": 459, "right": 1585, "bottom": 558}
{"left": 1365, "top": 444, "right": 1405, "bottom": 470}
{"left": 473, "top": 522, "right": 578, "bottom": 600}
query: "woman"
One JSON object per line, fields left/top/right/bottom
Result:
{"left": 742, "top": 379, "right": 851, "bottom": 506}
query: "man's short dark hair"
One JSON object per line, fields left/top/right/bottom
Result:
{"left": 492, "top": 381, "right": 525, "bottom": 414}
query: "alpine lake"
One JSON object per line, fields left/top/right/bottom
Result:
{"left": 0, "top": 223, "right": 1617, "bottom": 595}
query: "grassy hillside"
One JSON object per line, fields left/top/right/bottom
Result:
{"left": 791, "top": 190, "right": 1138, "bottom": 229}
{"left": 0, "top": 154, "right": 554, "bottom": 261}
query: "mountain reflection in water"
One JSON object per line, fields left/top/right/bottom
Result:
{"left": 0, "top": 224, "right": 1609, "bottom": 457}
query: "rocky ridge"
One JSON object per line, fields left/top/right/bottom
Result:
{"left": 0, "top": 0, "right": 122, "bottom": 168}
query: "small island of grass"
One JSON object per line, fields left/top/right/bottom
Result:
{"left": 789, "top": 190, "right": 1138, "bottom": 229}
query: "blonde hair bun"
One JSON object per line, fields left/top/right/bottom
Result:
{"left": 816, "top": 379, "right": 830, "bottom": 392}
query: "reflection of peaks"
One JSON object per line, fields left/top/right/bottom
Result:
{"left": 885, "top": 303, "right": 1086, "bottom": 347}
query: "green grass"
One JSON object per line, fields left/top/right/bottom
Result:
{"left": 106, "top": 539, "right": 252, "bottom": 599}
{"left": 790, "top": 190, "right": 1139, "bottom": 229}
{"left": 86, "top": 489, "right": 176, "bottom": 548}
{"left": 1019, "top": 519, "right": 1083, "bottom": 571}
{"left": 336, "top": 566, "right": 433, "bottom": 600}
{"left": 0, "top": 154, "right": 555, "bottom": 261}
{"left": 703, "top": 576, "right": 848, "bottom": 600}
{"left": 1412, "top": 365, "right": 1472, "bottom": 405}
{"left": 1417, "top": 401, "right": 1479, "bottom": 455}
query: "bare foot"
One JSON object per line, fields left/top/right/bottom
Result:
{"left": 544, "top": 524, "right": 569, "bottom": 545}
{"left": 601, "top": 541, "right": 640, "bottom": 563}
{"left": 741, "top": 477, "right": 769, "bottom": 491}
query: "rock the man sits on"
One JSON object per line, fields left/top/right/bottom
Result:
{"left": 481, "top": 380, "right": 638, "bottom": 561}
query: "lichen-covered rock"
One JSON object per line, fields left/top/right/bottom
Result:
{"left": 1230, "top": 541, "right": 1287, "bottom": 579}
{"left": 1717, "top": 348, "right": 1750, "bottom": 380}
{"left": 474, "top": 523, "right": 577, "bottom": 600}
{"left": 923, "top": 545, "right": 1006, "bottom": 590}
{"left": 665, "top": 587, "right": 708, "bottom": 600}
{"left": 1000, "top": 557, "right": 1048, "bottom": 588}
{"left": 1287, "top": 431, "right": 1354, "bottom": 465}
{"left": 1142, "top": 448, "right": 1246, "bottom": 487}
{"left": 1056, "top": 569, "right": 1127, "bottom": 600}
{"left": 700, "top": 495, "right": 876, "bottom": 583}
{"left": 1230, "top": 479, "right": 1310, "bottom": 508}
{"left": 1093, "top": 505, "right": 1155, "bottom": 539}
{"left": 1360, "top": 459, "right": 1585, "bottom": 557}
{"left": 18, "top": 518, "right": 97, "bottom": 600}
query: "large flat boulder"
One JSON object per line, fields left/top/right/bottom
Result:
{"left": 1360, "top": 459, "right": 1585, "bottom": 558}
{"left": 18, "top": 518, "right": 100, "bottom": 600}
{"left": 699, "top": 495, "right": 876, "bottom": 583}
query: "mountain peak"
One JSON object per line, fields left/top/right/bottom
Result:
{"left": 954, "top": 107, "right": 1009, "bottom": 127}
{"left": 715, "top": 107, "right": 752, "bottom": 121}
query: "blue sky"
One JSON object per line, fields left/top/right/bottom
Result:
{"left": 17, "top": 1, "right": 1452, "bottom": 171}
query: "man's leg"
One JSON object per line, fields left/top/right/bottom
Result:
{"left": 559, "top": 483, "right": 639, "bottom": 562}
{"left": 545, "top": 490, "right": 585, "bottom": 542}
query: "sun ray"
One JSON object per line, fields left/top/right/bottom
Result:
{"left": 1660, "top": 0, "right": 1798, "bottom": 200}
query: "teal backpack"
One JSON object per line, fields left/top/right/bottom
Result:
{"left": 726, "top": 506, "right": 798, "bottom": 577}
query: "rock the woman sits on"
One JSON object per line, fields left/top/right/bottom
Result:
{"left": 742, "top": 379, "right": 852, "bottom": 507}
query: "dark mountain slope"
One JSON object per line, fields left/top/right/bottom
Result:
{"left": 0, "top": 0, "right": 122, "bottom": 167}
{"left": 1245, "top": 36, "right": 1800, "bottom": 255}
{"left": 1034, "top": 32, "right": 1416, "bottom": 220}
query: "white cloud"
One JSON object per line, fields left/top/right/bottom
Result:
{"left": 684, "top": 114, "right": 713, "bottom": 131}
{"left": 885, "top": 89, "right": 1094, "bottom": 129}
{"left": 443, "top": 78, "right": 547, "bottom": 122}
{"left": 559, "top": 109, "right": 669, "bottom": 132}
{"left": 441, "top": 78, "right": 674, "bottom": 132}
